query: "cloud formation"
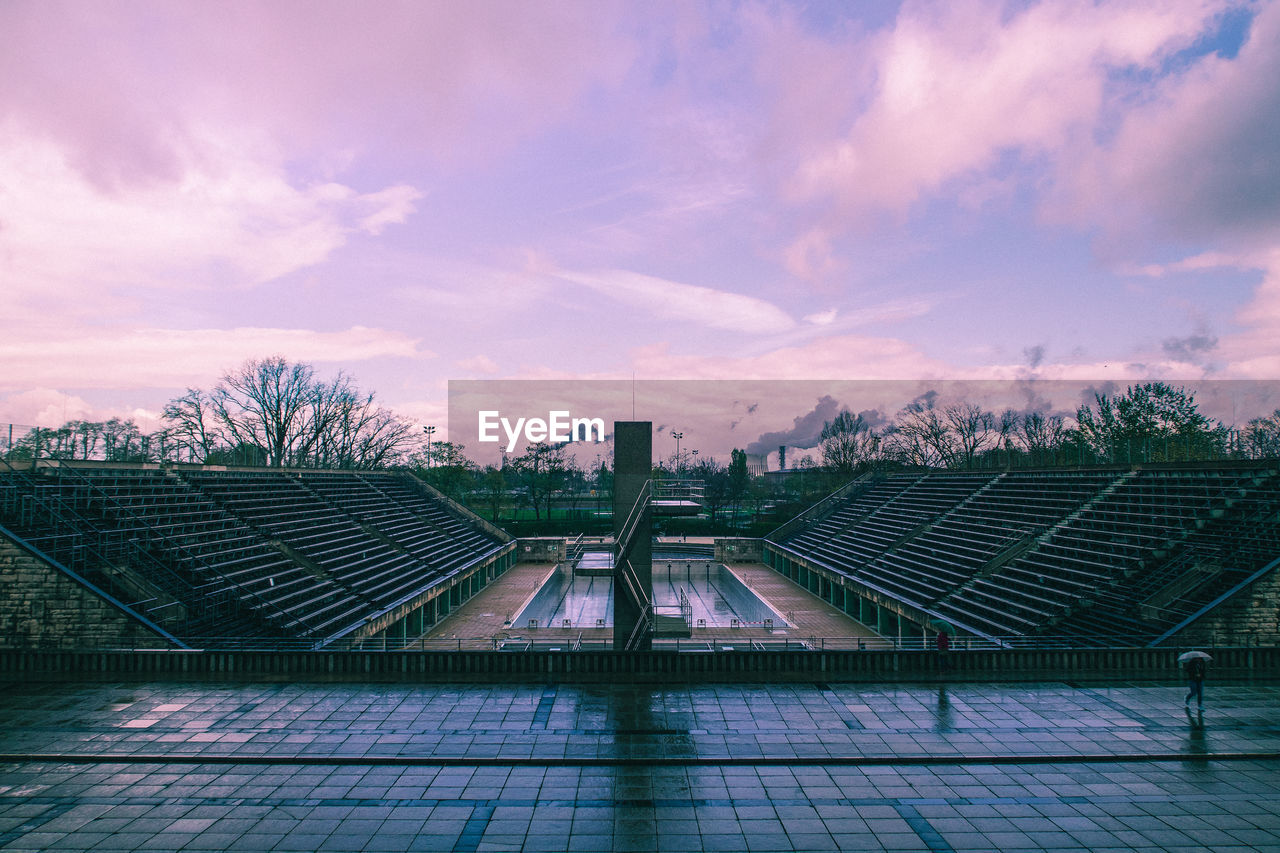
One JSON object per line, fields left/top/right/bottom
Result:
{"left": 556, "top": 269, "right": 796, "bottom": 335}
{"left": 1, "top": 1, "right": 1276, "bottom": 429}
{"left": 1056, "top": 2, "right": 1280, "bottom": 249}
{"left": 0, "top": 326, "right": 426, "bottom": 392}
{"left": 790, "top": 0, "right": 1228, "bottom": 220}
{"left": 0, "top": 131, "right": 421, "bottom": 303}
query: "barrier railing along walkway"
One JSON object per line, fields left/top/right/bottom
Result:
{"left": 7, "top": 633, "right": 1265, "bottom": 653}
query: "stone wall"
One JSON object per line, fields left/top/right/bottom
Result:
{"left": 517, "top": 538, "right": 566, "bottom": 563}
{"left": 0, "top": 534, "right": 170, "bottom": 651}
{"left": 714, "top": 538, "right": 763, "bottom": 563}
{"left": 1176, "top": 561, "right": 1280, "bottom": 647}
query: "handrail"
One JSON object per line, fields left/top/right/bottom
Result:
{"left": 766, "top": 470, "right": 881, "bottom": 542}
{"left": 616, "top": 556, "right": 651, "bottom": 610}
{"left": 565, "top": 532, "right": 587, "bottom": 565}
{"left": 1148, "top": 555, "right": 1280, "bottom": 647}
{"left": 0, "top": 521, "right": 189, "bottom": 649}
{"left": 30, "top": 463, "right": 307, "bottom": 635}
{"left": 4, "top": 633, "right": 1268, "bottom": 652}
{"left": 615, "top": 479, "right": 652, "bottom": 560}
{"left": 7, "top": 473, "right": 233, "bottom": 617}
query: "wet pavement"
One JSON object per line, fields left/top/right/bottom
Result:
{"left": 1, "top": 679, "right": 1278, "bottom": 851}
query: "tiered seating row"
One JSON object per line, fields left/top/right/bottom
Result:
{"left": 302, "top": 472, "right": 494, "bottom": 574}
{"left": 1042, "top": 469, "right": 1280, "bottom": 642}
{"left": 185, "top": 472, "right": 447, "bottom": 612}
{"left": 9, "top": 469, "right": 360, "bottom": 638}
{"left": 782, "top": 472, "right": 999, "bottom": 607}
{"left": 1, "top": 467, "right": 508, "bottom": 644}
{"left": 773, "top": 466, "right": 1280, "bottom": 644}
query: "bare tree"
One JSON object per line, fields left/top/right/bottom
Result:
{"left": 819, "top": 410, "right": 880, "bottom": 475}
{"left": 162, "top": 388, "right": 220, "bottom": 462}
{"left": 1242, "top": 409, "right": 1280, "bottom": 459}
{"left": 1016, "top": 411, "right": 1067, "bottom": 462}
{"left": 944, "top": 403, "right": 997, "bottom": 468}
{"left": 211, "top": 357, "right": 316, "bottom": 467}
{"left": 299, "top": 373, "right": 361, "bottom": 467}
{"left": 101, "top": 417, "right": 146, "bottom": 461}
{"left": 888, "top": 399, "right": 954, "bottom": 467}
{"left": 349, "top": 407, "right": 417, "bottom": 469}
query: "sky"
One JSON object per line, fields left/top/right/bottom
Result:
{"left": 2, "top": 0, "right": 1279, "bottom": 453}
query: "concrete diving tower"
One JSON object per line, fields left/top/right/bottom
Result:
{"left": 612, "top": 421, "right": 653, "bottom": 650}
{"left": 612, "top": 423, "right": 705, "bottom": 648}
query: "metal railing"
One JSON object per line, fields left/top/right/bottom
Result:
{"left": 766, "top": 470, "right": 881, "bottom": 542}
{"left": 1, "top": 473, "right": 235, "bottom": 631}
{"left": 652, "top": 479, "right": 705, "bottom": 502}
{"left": 4, "top": 633, "right": 1269, "bottom": 653}
{"left": 5, "top": 464, "right": 310, "bottom": 638}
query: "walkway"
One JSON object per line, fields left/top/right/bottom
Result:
{"left": 1, "top": 679, "right": 1278, "bottom": 851}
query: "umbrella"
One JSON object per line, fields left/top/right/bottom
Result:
{"left": 928, "top": 618, "right": 956, "bottom": 635}
{"left": 1178, "top": 651, "right": 1212, "bottom": 664}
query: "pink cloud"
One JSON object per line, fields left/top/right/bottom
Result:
{"left": 556, "top": 269, "right": 795, "bottom": 335}
{"left": 0, "top": 325, "right": 429, "bottom": 392}
{"left": 787, "top": 0, "right": 1228, "bottom": 219}
{"left": 0, "top": 1, "right": 635, "bottom": 183}
{"left": 629, "top": 334, "right": 951, "bottom": 380}
{"left": 0, "top": 131, "right": 421, "bottom": 304}
{"left": 455, "top": 355, "right": 501, "bottom": 376}
{"left": 0, "top": 389, "right": 98, "bottom": 429}
{"left": 783, "top": 227, "right": 844, "bottom": 282}
{"left": 1052, "top": 1, "right": 1280, "bottom": 251}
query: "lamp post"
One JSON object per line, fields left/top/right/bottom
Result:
{"left": 672, "top": 431, "right": 683, "bottom": 475}
{"left": 423, "top": 425, "right": 436, "bottom": 468}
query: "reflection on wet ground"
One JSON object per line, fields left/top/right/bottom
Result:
{"left": 1, "top": 680, "right": 1278, "bottom": 851}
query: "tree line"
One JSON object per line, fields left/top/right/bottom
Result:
{"left": 5, "top": 370, "right": 1279, "bottom": 538}
{"left": 6, "top": 366, "right": 1279, "bottom": 525}
{"left": 813, "top": 382, "right": 1280, "bottom": 476}
{"left": 6, "top": 357, "right": 420, "bottom": 469}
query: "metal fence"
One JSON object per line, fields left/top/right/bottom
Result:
{"left": 3, "top": 633, "right": 1261, "bottom": 653}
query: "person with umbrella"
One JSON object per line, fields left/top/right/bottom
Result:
{"left": 1180, "top": 650, "right": 1211, "bottom": 710}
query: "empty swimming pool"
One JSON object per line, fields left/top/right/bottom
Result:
{"left": 512, "top": 553, "right": 787, "bottom": 630}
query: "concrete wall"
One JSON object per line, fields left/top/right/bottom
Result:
{"left": 715, "top": 538, "right": 762, "bottom": 563}
{"left": 1177, "top": 561, "right": 1280, "bottom": 647}
{"left": 517, "top": 538, "right": 565, "bottom": 563}
{"left": 613, "top": 422, "right": 651, "bottom": 650}
{"left": 3, "top": 645, "right": 1277, "bottom": 684}
{"left": 0, "top": 534, "right": 171, "bottom": 651}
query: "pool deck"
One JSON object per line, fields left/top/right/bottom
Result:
{"left": 421, "top": 561, "right": 880, "bottom": 647}
{"left": 727, "top": 563, "right": 880, "bottom": 642}
{"left": 420, "top": 564, "right": 560, "bottom": 649}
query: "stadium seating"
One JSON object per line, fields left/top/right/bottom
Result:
{"left": 0, "top": 465, "right": 510, "bottom": 645}
{"left": 769, "top": 465, "right": 1280, "bottom": 645}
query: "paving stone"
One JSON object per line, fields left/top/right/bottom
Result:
{"left": 0, "top": 680, "right": 1278, "bottom": 852}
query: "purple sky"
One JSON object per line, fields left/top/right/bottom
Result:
{"left": 2, "top": 1, "right": 1278, "bottom": 446}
